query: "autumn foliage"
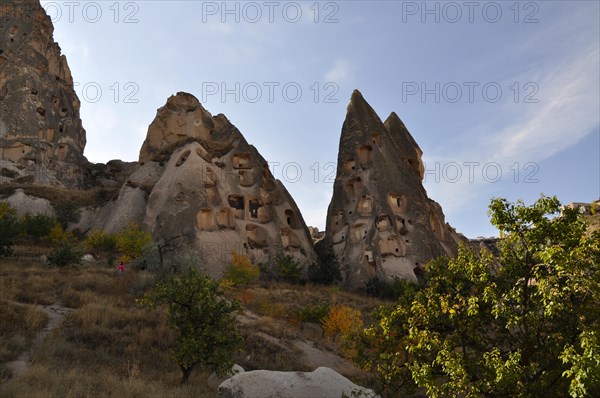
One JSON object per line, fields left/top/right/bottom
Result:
{"left": 322, "top": 304, "right": 363, "bottom": 342}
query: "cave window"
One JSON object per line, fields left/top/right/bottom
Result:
{"left": 249, "top": 199, "right": 261, "bottom": 219}
{"left": 371, "top": 133, "right": 381, "bottom": 146}
{"left": 387, "top": 193, "right": 407, "bottom": 214}
{"left": 228, "top": 195, "right": 244, "bottom": 210}
{"left": 285, "top": 209, "right": 299, "bottom": 229}
{"left": 357, "top": 145, "right": 373, "bottom": 167}
{"left": 233, "top": 153, "right": 251, "bottom": 169}
{"left": 343, "top": 159, "right": 356, "bottom": 173}
{"left": 176, "top": 150, "right": 191, "bottom": 167}
{"left": 344, "top": 177, "right": 363, "bottom": 198}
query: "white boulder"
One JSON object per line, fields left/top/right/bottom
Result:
{"left": 217, "top": 366, "right": 379, "bottom": 398}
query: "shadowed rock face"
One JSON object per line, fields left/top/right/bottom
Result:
{"left": 103, "top": 92, "right": 316, "bottom": 276}
{"left": 323, "top": 90, "right": 463, "bottom": 288}
{"left": 0, "top": 0, "right": 87, "bottom": 187}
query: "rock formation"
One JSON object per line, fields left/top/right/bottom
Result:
{"left": 217, "top": 367, "right": 379, "bottom": 398}
{"left": 94, "top": 92, "right": 317, "bottom": 275}
{"left": 0, "top": 0, "right": 87, "bottom": 187}
{"left": 322, "top": 90, "right": 463, "bottom": 287}
{"left": 0, "top": 0, "right": 463, "bottom": 285}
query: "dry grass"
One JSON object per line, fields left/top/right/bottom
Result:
{"left": 0, "top": 301, "right": 48, "bottom": 363}
{"left": 0, "top": 259, "right": 383, "bottom": 396}
{"left": 0, "top": 260, "right": 214, "bottom": 396}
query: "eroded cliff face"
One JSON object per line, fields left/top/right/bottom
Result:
{"left": 98, "top": 93, "right": 317, "bottom": 275}
{"left": 323, "top": 90, "right": 464, "bottom": 287}
{"left": 0, "top": 0, "right": 87, "bottom": 187}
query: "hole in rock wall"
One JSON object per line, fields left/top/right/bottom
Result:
{"left": 249, "top": 199, "right": 262, "bottom": 219}
{"left": 376, "top": 214, "right": 391, "bottom": 232}
{"left": 228, "top": 195, "right": 245, "bottom": 219}
{"left": 371, "top": 133, "right": 381, "bottom": 146}
{"left": 358, "top": 195, "right": 373, "bottom": 215}
{"left": 331, "top": 211, "right": 344, "bottom": 233}
{"left": 343, "top": 159, "right": 356, "bottom": 174}
{"left": 357, "top": 145, "right": 373, "bottom": 167}
{"left": 379, "top": 236, "right": 406, "bottom": 257}
{"left": 233, "top": 153, "right": 251, "bottom": 169}
{"left": 238, "top": 169, "right": 255, "bottom": 187}
{"left": 344, "top": 177, "right": 364, "bottom": 198}
{"left": 176, "top": 150, "right": 191, "bottom": 167}
{"left": 350, "top": 223, "right": 367, "bottom": 244}
{"left": 285, "top": 209, "right": 301, "bottom": 229}
{"left": 387, "top": 193, "right": 407, "bottom": 214}
{"left": 396, "top": 216, "right": 408, "bottom": 235}
{"left": 430, "top": 211, "right": 445, "bottom": 241}
{"left": 217, "top": 208, "right": 236, "bottom": 229}
{"left": 197, "top": 209, "right": 215, "bottom": 230}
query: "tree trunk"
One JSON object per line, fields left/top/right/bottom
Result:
{"left": 181, "top": 366, "right": 193, "bottom": 384}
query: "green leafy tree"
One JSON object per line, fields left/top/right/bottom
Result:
{"left": 83, "top": 230, "right": 117, "bottom": 256}
{"left": 115, "top": 223, "right": 152, "bottom": 263}
{"left": 139, "top": 268, "right": 243, "bottom": 384}
{"left": 309, "top": 243, "right": 342, "bottom": 285}
{"left": 353, "top": 196, "right": 600, "bottom": 397}
{"left": 275, "top": 254, "right": 305, "bottom": 284}
{"left": 296, "top": 301, "right": 330, "bottom": 330}
{"left": 20, "top": 213, "right": 56, "bottom": 244}
{"left": 0, "top": 202, "right": 19, "bottom": 256}
{"left": 55, "top": 202, "right": 81, "bottom": 229}
{"left": 48, "top": 243, "right": 82, "bottom": 268}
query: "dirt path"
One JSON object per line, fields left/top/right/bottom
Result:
{"left": 4, "top": 302, "right": 74, "bottom": 378}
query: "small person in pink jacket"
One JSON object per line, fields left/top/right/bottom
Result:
{"left": 118, "top": 262, "right": 125, "bottom": 273}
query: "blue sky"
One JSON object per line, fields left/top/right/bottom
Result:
{"left": 42, "top": 0, "right": 599, "bottom": 238}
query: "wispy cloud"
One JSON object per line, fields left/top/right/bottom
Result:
{"left": 485, "top": 46, "right": 599, "bottom": 164}
{"left": 324, "top": 59, "right": 351, "bottom": 82}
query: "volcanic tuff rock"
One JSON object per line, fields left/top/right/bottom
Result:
{"left": 0, "top": 0, "right": 87, "bottom": 187}
{"left": 323, "top": 90, "right": 464, "bottom": 287}
{"left": 217, "top": 367, "right": 379, "bottom": 398}
{"left": 99, "top": 92, "right": 317, "bottom": 274}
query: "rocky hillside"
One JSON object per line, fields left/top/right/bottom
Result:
{"left": 0, "top": 0, "right": 87, "bottom": 188}
{"left": 82, "top": 92, "right": 317, "bottom": 274}
{"left": 321, "top": 90, "right": 464, "bottom": 287}
{"left": 0, "top": 0, "right": 466, "bottom": 284}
